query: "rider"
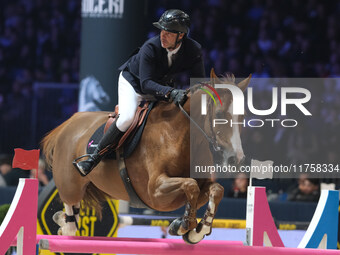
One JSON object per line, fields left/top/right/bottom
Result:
{"left": 75, "top": 9, "right": 206, "bottom": 176}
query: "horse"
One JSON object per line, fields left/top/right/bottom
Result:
{"left": 41, "top": 69, "right": 251, "bottom": 244}
{"left": 78, "top": 75, "right": 110, "bottom": 112}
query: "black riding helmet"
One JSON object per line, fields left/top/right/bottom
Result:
{"left": 153, "top": 9, "right": 190, "bottom": 34}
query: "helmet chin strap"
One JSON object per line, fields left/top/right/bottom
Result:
{"left": 167, "top": 33, "right": 183, "bottom": 51}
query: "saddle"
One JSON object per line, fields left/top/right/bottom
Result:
{"left": 86, "top": 102, "right": 155, "bottom": 159}
{"left": 83, "top": 102, "right": 155, "bottom": 209}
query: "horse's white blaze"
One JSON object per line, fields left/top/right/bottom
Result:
{"left": 228, "top": 103, "right": 245, "bottom": 163}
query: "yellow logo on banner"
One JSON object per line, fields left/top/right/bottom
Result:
{"left": 37, "top": 187, "right": 119, "bottom": 255}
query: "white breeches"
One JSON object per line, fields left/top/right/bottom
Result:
{"left": 116, "top": 72, "right": 155, "bottom": 132}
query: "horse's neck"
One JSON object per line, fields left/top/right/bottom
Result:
{"left": 185, "top": 89, "right": 204, "bottom": 116}
{"left": 183, "top": 97, "right": 191, "bottom": 114}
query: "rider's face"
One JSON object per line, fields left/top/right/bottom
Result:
{"left": 160, "top": 30, "right": 183, "bottom": 50}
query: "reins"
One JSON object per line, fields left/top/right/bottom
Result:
{"left": 179, "top": 88, "right": 221, "bottom": 151}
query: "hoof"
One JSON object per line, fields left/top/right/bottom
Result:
{"left": 53, "top": 211, "right": 66, "bottom": 227}
{"left": 182, "top": 230, "right": 204, "bottom": 244}
{"left": 183, "top": 232, "right": 199, "bottom": 244}
{"left": 53, "top": 211, "right": 78, "bottom": 236}
{"left": 168, "top": 218, "right": 183, "bottom": 236}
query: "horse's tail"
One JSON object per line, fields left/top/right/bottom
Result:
{"left": 40, "top": 123, "right": 64, "bottom": 167}
{"left": 83, "top": 182, "right": 108, "bottom": 219}
{"left": 40, "top": 117, "right": 72, "bottom": 168}
{"left": 41, "top": 113, "right": 108, "bottom": 218}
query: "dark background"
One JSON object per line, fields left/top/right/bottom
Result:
{"left": 0, "top": 0, "right": 339, "bottom": 194}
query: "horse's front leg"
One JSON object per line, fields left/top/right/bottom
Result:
{"left": 149, "top": 174, "right": 200, "bottom": 236}
{"left": 184, "top": 182, "right": 224, "bottom": 244}
{"left": 168, "top": 201, "right": 198, "bottom": 236}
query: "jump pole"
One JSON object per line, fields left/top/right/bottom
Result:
{"left": 246, "top": 186, "right": 339, "bottom": 248}
{"left": 37, "top": 237, "right": 340, "bottom": 255}
{"left": 1, "top": 178, "right": 339, "bottom": 255}
{"left": 11, "top": 234, "right": 243, "bottom": 245}
{"left": 246, "top": 159, "right": 339, "bottom": 249}
{"left": 0, "top": 178, "right": 38, "bottom": 255}
{"left": 2, "top": 178, "right": 241, "bottom": 255}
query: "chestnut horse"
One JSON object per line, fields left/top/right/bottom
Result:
{"left": 41, "top": 70, "right": 251, "bottom": 243}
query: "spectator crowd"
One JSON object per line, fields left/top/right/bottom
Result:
{"left": 0, "top": 0, "right": 80, "bottom": 153}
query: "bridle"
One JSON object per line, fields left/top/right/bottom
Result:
{"left": 178, "top": 81, "right": 251, "bottom": 168}
{"left": 179, "top": 104, "right": 221, "bottom": 151}
{"left": 178, "top": 86, "right": 222, "bottom": 152}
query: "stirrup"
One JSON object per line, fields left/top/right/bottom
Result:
{"left": 72, "top": 154, "right": 94, "bottom": 164}
{"left": 72, "top": 154, "right": 96, "bottom": 176}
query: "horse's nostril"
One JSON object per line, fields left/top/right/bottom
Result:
{"left": 228, "top": 156, "right": 236, "bottom": 165}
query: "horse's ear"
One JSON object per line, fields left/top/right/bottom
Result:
{"left": 210, "top": 68, "right": 222, "bottom": 85}
{"left": 237, "top": 74, "right": 252, "bottom": 92}
{"left": 210, "top": 68, "right": 218, "bottom": 79}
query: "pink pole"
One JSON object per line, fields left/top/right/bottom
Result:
{"left": 40, "top": 239, "right": 234, "bottom": 254}
{"left": 39, "top": 238, "right": 340, "bottom": 255}
{"left": 33, "top": 235, "right": 243, "bottom": 245}
{"left": 253, "top": 187, "right": 284, "bottom": 246}
{"left": 11, "top": 235, "right": 243, "bottom": 246}
{"left": 0, "top": 179, "right": 38, "bottom": 255}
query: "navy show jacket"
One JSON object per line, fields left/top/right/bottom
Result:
{"left": 118, "top": 35, "right": 205, "bottom": 99}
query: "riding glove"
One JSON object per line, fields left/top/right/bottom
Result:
{"left": 169, "top": 89, "right": 187, "bottom": 106}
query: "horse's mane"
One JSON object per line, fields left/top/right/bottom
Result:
{"left": 189, "top": 72, "right": 236, "bottom": 96}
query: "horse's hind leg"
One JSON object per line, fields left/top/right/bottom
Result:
{"left": 150, "top": 174, "right": 200, "bottom": 236}
{"left": 53, "top": 203, "right": 81, "bottom": 235}
{"left": 53, "top": 165, "right": 86, "bottom": 235}
{"left": 183, "top": 182, "right": 224, "bottom": 244}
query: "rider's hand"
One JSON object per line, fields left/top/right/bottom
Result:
{"left": 169, "top": 89, "right": 187, "bottom": 106}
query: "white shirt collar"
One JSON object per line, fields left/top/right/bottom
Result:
{"left": 166, "top": 43, "right": 181, "bottom": 55}
{"left": 167, "top": 43, "right": 181, "bottom": 67}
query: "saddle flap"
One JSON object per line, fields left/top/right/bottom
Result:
{"left": 104, "top": 113, "right": 117, "bottom": 134}
{"left": 103, "top": 102, "right": 152, "bottom": 151}
{"left": 117, "top": 102, "right": 150, "bottom": 149}
{"left": 104, "top": 105, "right": 120, "bottom": 134}
{"left": 87, "top": 102, "right": 155, "bottom": 160}
{"left": 122, "top": 102, "right": 155, "bottom": 158}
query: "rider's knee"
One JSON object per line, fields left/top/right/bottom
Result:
{"left": 117, "top": 112, "right": 135, "bottom": 131}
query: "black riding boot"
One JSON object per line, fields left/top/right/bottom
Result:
{"left": 74, "top": 122, "right": 124, "bottom": 176}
